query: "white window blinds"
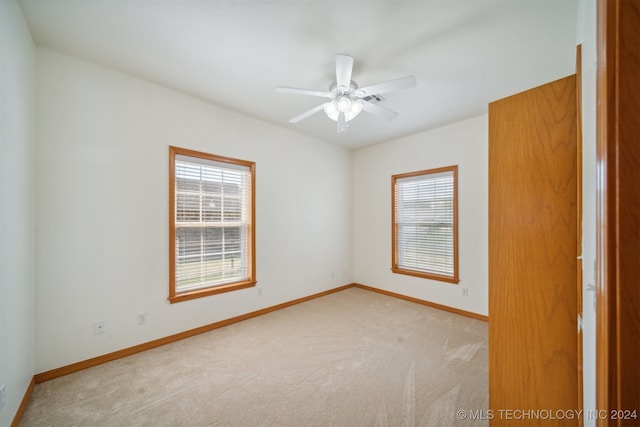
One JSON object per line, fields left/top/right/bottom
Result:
{"left": 393, "top": 166, "right": 458, "bottom": 283}
{"left": 174, "top": 154, "right": 251, "bottom": 293}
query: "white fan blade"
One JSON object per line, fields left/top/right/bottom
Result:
{"left": 337, "top": 112, "right": 348, "bottom": 133}
{"left": 276, "top": 87, "right": 331, "bottom": 98}
{"left": 289, "top": 103, "right": 326, "bottom": 123}
{"left": 357, "top": 75, "right": 417, "bottom": 97}
{"left": 362, "top": 100, "right": 399, "bottom": 121}
{"left": 335, "top": 54, "right": 354, "bottom": 91}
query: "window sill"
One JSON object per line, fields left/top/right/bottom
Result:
{"left": 391, "top": 267, "right": 459, "bottom": 284}
{"left": 168, "top": 280, "right": 257, "bottom": 304}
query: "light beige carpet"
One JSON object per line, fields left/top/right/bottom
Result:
{"left": 20, "top": 287, "right": 488, "bottom": 426}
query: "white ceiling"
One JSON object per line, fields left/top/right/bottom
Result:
{"left": 19, "top": 0, "right": 578, "bottom": 150}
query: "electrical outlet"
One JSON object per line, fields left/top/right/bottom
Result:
{"left": 94, "top": 320, "right": 106, "bottom": 335}
{"left": 0, "top": 383, "right": 6, "bottom": 410}
{"left": 462, "top": 287, "right": 469, "bottom": 297}
{"left": 137, "top": 312, "right": 148, "bottom": 325}
{"left": 256, "top": 286, "right": 263, "bottom": 296}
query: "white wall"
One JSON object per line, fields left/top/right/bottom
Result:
{"left": 577, "top": 0, "right": 598, "bottom": 423}
{"left": 35, "top": 48, "right": 353, "bottom": 373}
{"left": 0, "top": 0, "right": 36, "bottom": 424}
{"left": 352, "top": 115, "right": 488, "bottom": 316}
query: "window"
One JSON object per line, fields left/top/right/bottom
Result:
{"left": 169, "top": 146, "right": 256, "bottom": 303}
{"left": 392, "top": 165, "right": 459, "bottom": 284}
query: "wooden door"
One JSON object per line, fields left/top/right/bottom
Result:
{"left": 489, "top": 75, "right": 578, "bottom": 425}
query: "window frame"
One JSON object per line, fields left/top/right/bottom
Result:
{"left": 391, "top": 165, "right": 459, "bottom": 284}
{"left": 169, "top": 146, "right": 256, "bottom": 303}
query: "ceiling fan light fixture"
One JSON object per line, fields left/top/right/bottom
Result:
{"left": 337, "top": 96, "right": 351, "bottom": 112}
{"left": 323, "top": 97, "right": 363, "bottom": 122}
{"left": 277, "top": 54, "right": 416, "bottom": 132}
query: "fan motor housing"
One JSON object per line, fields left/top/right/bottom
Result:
{"left": 329, "top": 81, "right": 361, "bottom": 98}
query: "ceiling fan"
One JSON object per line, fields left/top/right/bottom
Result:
{"left": 276, "top": 54, "right": 417, "bottom": 134}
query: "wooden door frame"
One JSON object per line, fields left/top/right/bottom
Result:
{"left": 596, "top": 0, "right": 640, "bottom": 425}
